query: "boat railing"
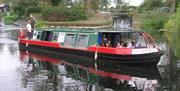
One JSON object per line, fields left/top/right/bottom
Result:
{"left": 143, "top": 32, "right": 156, "bottom": 48}
{"left": 138, "top": 32, "right": 156, "bottom": 48}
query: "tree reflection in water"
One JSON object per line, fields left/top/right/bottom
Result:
{"left": 19, "top": 51, "right": 162, "bottom": 91}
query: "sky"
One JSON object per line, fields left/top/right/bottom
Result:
{"left": 123, "top": 0, "right": 144, "bottom": 6}
{"left": 109, "top": 0, "right": 144, "bottom": 8}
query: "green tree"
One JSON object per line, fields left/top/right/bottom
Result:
{"left": 100, "top": 0, "right": 110, "bottom": 10}
{"left": 114, "top": 0, "right": 123, "bottom": 9}
{"left": 51, "top": 0, "right": 62, "bottom": 6}
{"left": 165, "top": 4, "right": 180, "bottom": 58}
{"left": 140, "top": 0, "right": 163, "bottom": 10}
{"left": 13, "top": 0, "right": 41, "bottom": 17}
{"left": 163, "top": 0, "right": 180, "bottom": 12}
{"left": 140, "top": 11, "right": 169, "bottom": 31}
{"left": 91, "top": 0, "right": 101, "bottom": 11}
{"left": 0, "top": 0, "right": 3, "bottom": 3}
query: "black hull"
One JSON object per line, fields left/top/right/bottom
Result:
{"left": 19, "top": 43, "right": 161, "bottom": 65}
{"left": 98, "top": 52, "right": 161, "bottom": 65}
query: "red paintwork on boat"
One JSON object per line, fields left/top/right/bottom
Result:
{"left": 20, "top": 39, "right": 133, "bottom": 55}
{"left": 61, "top": 46, "right": 88, "bottom": 51}
{"left": 88, "top": 46, "right": 132, "bottom": 55}
{"left": 20, "top": 39, "right": 60, "bottom": 48}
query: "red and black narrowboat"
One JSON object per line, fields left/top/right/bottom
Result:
{"left": 18, "top": 28, "right": 162, "bottom": 65}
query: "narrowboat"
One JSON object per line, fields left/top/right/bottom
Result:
{"left": 18, "top": 28, "right": 162, "bottom": 64}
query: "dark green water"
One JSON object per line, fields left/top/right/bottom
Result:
{"left": 0, "top": 29, "right": 179, "bottom": 91}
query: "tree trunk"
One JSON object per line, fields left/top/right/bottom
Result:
{"left": 171, "top": 0, "right": 176, "bottom": 12}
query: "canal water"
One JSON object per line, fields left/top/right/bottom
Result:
{"left": 0, "top": 28, "right": 179, "bottom": 91}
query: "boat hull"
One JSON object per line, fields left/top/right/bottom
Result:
{"left": 98, "top": 52, "right": 161, "bottom": 65}
{"left": 19, "top": 42, "right": 161, "bottom": 65}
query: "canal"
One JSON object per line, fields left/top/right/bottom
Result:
{"left": 0, "top": 27, "right": 179, "bottom": 91}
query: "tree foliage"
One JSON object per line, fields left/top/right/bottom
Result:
{"left": 42, "top": 6, "right": 87, "bottom": 21}
{"left": 140, "top": 11, "right": 169, "bottom": 31}
{"left": 140, "top": 0, "right": 163, "bottom": 10}
{"left": 165, "top": 4, "right": 180, "bottom": 58}
{"left": 82, "top": 0, "right": 101, "bottom": 11}
{"left": 99, "top": 0, "right": 110, "bottom": 10}
{"left": 91, "top": 0, "right": 101, "bottom": 11}
{"left": 13, "top": 0, "right": 41, "bottom": 17}
{"left": 50, "top": 0, "right": 62, "bottom": 6}
{"left": 114, "top": 0, "right": 123, "bottom": 9}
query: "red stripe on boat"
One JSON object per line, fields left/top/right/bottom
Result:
{"left": 20, "top": 39, "right": 60, "bottom": 48}
{"left": 88, "top": 46, "right": 132, "bottom": 55}
{"left": 20, "top": 39, "right": 132, "bottom": 55}
{"left": 20, "top": 39, "right": 88, "bottom": 51}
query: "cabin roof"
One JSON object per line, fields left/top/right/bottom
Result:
{"left": 36, "top": 28, "right": 144, "bottom": 33}
{"left": 98, "top": 30, "right": 144, "bottom": 33}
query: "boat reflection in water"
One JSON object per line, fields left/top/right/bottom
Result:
{"left": 19, "top": 51, "right": 162, "bottom": 91}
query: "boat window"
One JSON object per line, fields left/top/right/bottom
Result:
{"left": 57, "top": 32, "right": 66, "bottom": 43}
{"left": 36, "top": 31, "right": 42, "bottom": 40}
{"left": 32, "top": 31, "right": 42, "bottom": 40}
{"left": 135, "top": 35, "right": 147, "bottom": 48}
{"left": 100, "top": 33, "right": 112, "bottom": 47}
{"left": 120, "top": 32, "right": 138, "bottom": 41}
{"left": 100, "top": 32, "right": 139, "bottom": 48}
{"left": 44, "top": 31, "right": 52, "bottom": 41}
{"left": 121, "top": 32, "right": 129, "bottom": 41}
{"left": 51, "top": 32, "right": 59, "bottom": 42}
{"left": 76, "top": 34, "right": 89, "bottom": 48}
{"left": 64, "top": 34, "right": 75, "bottom": 47}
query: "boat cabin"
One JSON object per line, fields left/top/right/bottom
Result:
{"left": 98, "top": 31, "right": 155, "bottom": 48}
{"left": 32, "top": 29, "right": 98, "bottom": 48}
{"left": 31, "top": 28, "right": 155, "bottom": 49}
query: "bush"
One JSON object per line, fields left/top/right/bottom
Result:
{"left": 51, "top": 0, "right": 61, "bottom": 6}
{"left": 41, "top": 6, "right": 87, "bottom": 21}
{"left": 140, "top": 11, "right": 169, "bottom": 31}
{"left": 26, "top": 6, "right": 42, "bottom": 15}
{"left": 66, "top": 7, "right": 87, "bottom": 21}
{"left": 41, "top": 7, "right": 65, "bottom": 21}
{"left": 36, "top": 20, "right": 46, "bottom": 28}
{"left": 13, "top": 0, "right": 41, "bottom": 17}
{"left": 4, "top": 14, "right": 19, "bottom": 24}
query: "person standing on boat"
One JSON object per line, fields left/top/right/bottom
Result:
{"left": 30, "top": 14, "right": 37, "bottom": 33}
{"left": 26, "top": 19, "right": 32, "bottom": 39}
{"left": 30, "top": 14, "right": 37, "bottom": 37}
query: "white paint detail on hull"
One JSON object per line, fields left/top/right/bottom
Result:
{"left": 26, "top": 42, "right": 28, "bottom": 47}
{"left": 132, "top": 48, "right": 158, "bottom": 54}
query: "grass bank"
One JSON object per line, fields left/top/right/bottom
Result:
{"left": 44, "top": 12, "right": 112, "bottom": 28}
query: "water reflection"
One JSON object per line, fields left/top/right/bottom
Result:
{"left": 19, "top": 51, "right": 162, "bottom": 91}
